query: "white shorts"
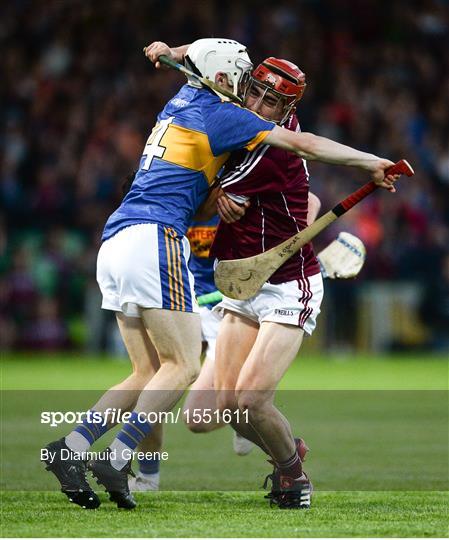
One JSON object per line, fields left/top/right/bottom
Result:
{"left": 97, "top": 223, "right": 198, "bottom": 317}
{"left": 214, "top": 273, "right": 324, "bottom": 335}
{"left": 199, "top": 305, "right": 222, "bottom": 360}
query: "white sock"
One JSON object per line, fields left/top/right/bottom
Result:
{"left": 109, "top": 439, "right": 132, "bottom": 471}
{"left": 65, "top": 432, "right": 91, "bottom": 454}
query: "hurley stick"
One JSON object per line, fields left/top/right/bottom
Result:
{"left": 214, "top": 160, "right": 414, "bottom": 300}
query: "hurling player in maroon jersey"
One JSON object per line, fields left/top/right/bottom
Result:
{"left": 138, "top": 43, "right": 399, "bottom": 505}
{"left": 210, "top": 58, "right": 336, "bottom": 509}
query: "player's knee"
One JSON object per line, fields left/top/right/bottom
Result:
{"left": 177, "top": 359, "right": 201, "bottom": 388}
{"left": 155, "top": 355, "right": 200, "bottom": 390}
{"left": 216, "top": 390, "right": 238, "bottom": 413}
{"left": 236, "top": 389, "right": 268, "bottom": 417}
{"left": 184, "top": 416, "right": 212, "bottom": 433}
{"left": 131, "top": 366, "right": 155, "bottom": 385}
{"left": 184, "top": 417, "right": 201, "bottom": 433}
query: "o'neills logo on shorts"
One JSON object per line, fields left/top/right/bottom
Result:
{"left": 275, "top": 309, "right": 294, "bottom": 317}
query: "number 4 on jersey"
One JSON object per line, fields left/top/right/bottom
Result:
{"left": 142, "top": 117, "right": 174, "bottom": 170}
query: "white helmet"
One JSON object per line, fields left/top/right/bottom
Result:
{"left": 185, "top": 38, "right": 252, "bottom": 97}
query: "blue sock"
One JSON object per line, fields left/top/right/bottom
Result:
{"left": 109, "top": 412, "right": 152, "bottom": 470}
{"left": 115, "top": 411, "right": 152, "bottom": 450}
{"left": 65, "top": 410, "right": 109, "bottom": 452}
{"left": 139, "top": 456, "right": 160, "bottom": 476}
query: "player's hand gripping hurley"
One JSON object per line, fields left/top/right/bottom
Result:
{"left": 214, "top": 160, "right": 414, "bottom": 300}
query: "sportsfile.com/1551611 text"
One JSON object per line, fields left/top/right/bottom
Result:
{"left": 40, "top": 408, "right": 249, "bottom": 428}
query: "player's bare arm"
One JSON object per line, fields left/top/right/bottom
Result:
{"left": 264, "top": 127, "right": 398, "bottom": 191}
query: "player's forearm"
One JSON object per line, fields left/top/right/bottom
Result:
{"left": 295, "top": 132, "right": 379, "bottom": 170}
{"left": 265, "top": 127, "right": 379, "bottom": 171}
{"left": 264, "top": 127, "right": 397, "bottom": 188}
{"left": 171, "top": 44, "right": 190, "bottom": 63}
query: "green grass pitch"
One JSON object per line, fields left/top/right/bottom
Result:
{"left": 1, "top": 353, "right": 448, "bottom": 537}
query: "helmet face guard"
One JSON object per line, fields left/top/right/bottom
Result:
{"left": 244, "top": 57, "right": 307, "bottom": 124}
{"left": 233, "top": 57, "right": 253, "bottom": 97}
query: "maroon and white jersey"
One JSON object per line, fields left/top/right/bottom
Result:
{"left": 210, "top": 115, "right": 320, "bottom": 284}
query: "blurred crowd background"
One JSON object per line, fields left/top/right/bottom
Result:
{"left": 1, "top": 0, "right": 448, "bottom": 353}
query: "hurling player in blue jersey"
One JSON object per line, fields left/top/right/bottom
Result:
{"left": 43, "top": 38, "right": 399, "bottom": 510}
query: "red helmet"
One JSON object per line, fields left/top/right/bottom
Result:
{"left": 246, "top": 57, "right": 306, "bottom": 123}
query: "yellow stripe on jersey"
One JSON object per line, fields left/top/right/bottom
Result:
{"left": 164, "top": 227, "right": 176, "bottom": 310}
{"left": 245, "top": 130, "right": 272, "bottom": 151}
{"left": 160, "top": 124, "right": 229, "bottom": 184}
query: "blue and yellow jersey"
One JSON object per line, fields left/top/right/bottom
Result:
{"left": 102, "top": 85, "right": 274, "bottom": 241}
{"left": 186, "top": 215, "right": 219, "bottom": 298}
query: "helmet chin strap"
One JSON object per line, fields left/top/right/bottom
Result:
{"left": 224, "top": 74, "right": 239, "bottom": 97}
{"left": 233, "top": 78, "right": 239, "bottom": 97}
{"left": 280, "top": 102, "right": 297, "bottom": 125}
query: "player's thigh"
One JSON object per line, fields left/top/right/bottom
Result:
{"left": 214, "top": 311, "right": 259, "bottom": 408}
{"left": 236, "top": 321, "right": 304, "bottom": 393}
{"left": 116, "top": 312, "right": 160, "bottom": 377}
{"left": 141, "top": 308, "right": 202, "bottom": 367}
